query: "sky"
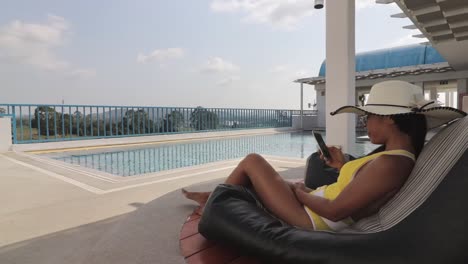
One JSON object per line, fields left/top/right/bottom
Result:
{"left": 0, "top": 0, "right": 425, "bottom": 110}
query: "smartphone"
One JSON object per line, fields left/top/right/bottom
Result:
{"left": 313, "top": 131, "right": 331, "bottom": 160}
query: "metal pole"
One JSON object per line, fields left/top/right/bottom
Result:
{"left": 300, "top": 83, "right": 304, "bottom": 130}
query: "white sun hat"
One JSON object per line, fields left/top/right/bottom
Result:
{"left": 330, "top": 80, "right": 466, "bottom": 129}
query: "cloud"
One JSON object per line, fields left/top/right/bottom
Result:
{"left": 385, "top": 32, "right": 426, "bottom": 48}
{"left": 271, "top": 64, "right": 313, "bottom": 79}
{"left": 210, "top": 0, "right": 315, "bottom": 30}
{"left": 68, "top": 68, "right": 97, "bottom": 79}
{"left": 0, "top": 15, "right": 95, "bottom": 77}
{"left": 356, "top": 0, "right": 376, "bottom": 10}
{"left": 199, "top": 57, "right": 239, "bottom": 86}
{"left": 210, "top": 0, "right": 376, "bottom": 30}
{"left": 200, "top": 57, "right": 239, "bottom": 74}
{"left": 271, "top": 65, "right": 290, "bottom": 73}
{"left": 217, "top": 76, "right": 240, "bottom": 86}
{"left": 137, "top": 48, "right": 185, "bottom": 64}
{"left": 0, "top": 15, "right": 69, "bottom": 70}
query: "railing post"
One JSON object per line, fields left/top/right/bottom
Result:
{"left": 12, "top": 117, "right": 17, "bottom": 144}
{"left": 11, "top": 107, "right": 17, "bottom": 143}
{"left": 300, "top": 83, "right": 304, "bottom": 130}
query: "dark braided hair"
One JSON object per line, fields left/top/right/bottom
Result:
{"left": 367, "top": 114, "right": 427, "bottom": 159}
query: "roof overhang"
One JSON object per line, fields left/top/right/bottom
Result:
{"left": 394, "top": 0, "right": 468, "bottom": 70}
{"left": 295, "top": 1, "right": 468, "bottom": 86}
{"left": 295, "top": 62, "right": 460, "bottom": 86}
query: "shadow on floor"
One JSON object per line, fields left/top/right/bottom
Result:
{"left": 0, "top": 167, "right": 305, "bottom": 264}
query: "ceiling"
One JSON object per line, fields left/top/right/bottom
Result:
{"left": 394, "top": 0, "right": 468, "bottom": 70}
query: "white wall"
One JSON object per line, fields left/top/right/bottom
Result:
{"left": 0, "top": 118, "right": 12, "bottom": 152}
{"left": 315, "top": 84, "right": 326, "bottom": 128}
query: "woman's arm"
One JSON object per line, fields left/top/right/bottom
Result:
{"left": 294, "top": 189, "right": 335, "bottom": 219}
{"left": 295, "top": 155, "right": 414, "bottom": 222}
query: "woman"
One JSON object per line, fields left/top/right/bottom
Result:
{"left": 183, "top": 80, "right": 465, "bottom": 231}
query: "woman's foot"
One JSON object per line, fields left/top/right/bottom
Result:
{"left": 181, "top": 188, "right": 211, "bottom": 205}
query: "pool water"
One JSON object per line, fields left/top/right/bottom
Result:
{"left": 46, "top": 132, "right": 377, "bottom": 177}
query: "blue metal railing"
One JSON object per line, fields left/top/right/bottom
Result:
{"left": 0, "top": 104, "right": 315, "bottom": 144}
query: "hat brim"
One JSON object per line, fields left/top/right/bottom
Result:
{"left": 331, "top": 105, "right": 467, "bottom": 129}
{"left": 331, "top": 105, "right": 414, "bottom": 116}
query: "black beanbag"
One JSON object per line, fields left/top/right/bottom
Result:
{"left": 304, "top": 152, "right": 355, "bottom": 189}
{"left": 199, "top": 151, "right": 468, "bottom": 264}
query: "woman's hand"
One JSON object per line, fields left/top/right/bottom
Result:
{"left": 292, "top": 182, "right": 313, "bottom": 192}
{"left": 289, "top": 181, "right": 313, "bottom": 194}
{"left": 319, "top": 146, "right": 346, "bottom": 170}
{"left": 294, "top": 187, "right": 311, "bottom": 205}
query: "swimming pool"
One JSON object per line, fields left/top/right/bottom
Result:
{"left": 44, "top": 132, "right": 377, "bottom": 177}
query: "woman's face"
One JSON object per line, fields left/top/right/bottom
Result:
{"left": 363, "top": 114, "right": 390, "bottom": 144}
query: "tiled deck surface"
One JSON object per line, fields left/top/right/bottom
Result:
{"left": 0, "top": 146, "right": 306, "bottom": 264}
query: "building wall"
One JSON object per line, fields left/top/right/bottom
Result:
{"left": 315, "top": 84, "right": 370, "bottom": 128}
{"left": 0, "top": 118, "right": 12, "bottom": 152}
{"left": 424, "top": 80, "right": 460, "bottom": 107}
{"left": 315, "top": 84, "right": 326, "bottom": 128}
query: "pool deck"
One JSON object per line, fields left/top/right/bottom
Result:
{"left": 0, "top": 128, "right": 306, "bottom": 264}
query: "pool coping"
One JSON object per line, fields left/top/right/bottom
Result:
{"left": 13, "top": 127, "right": 297, "bottom": 153}
{"left": 6, "top": 149, "right": 306, "bottom": 195}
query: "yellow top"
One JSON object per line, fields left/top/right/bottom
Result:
{"left": 305, "top": 149, "right": 415, "bottom": 231}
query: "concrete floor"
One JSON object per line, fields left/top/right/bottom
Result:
{"left": 0, "top": 146, "right": 306, "bottom": 264}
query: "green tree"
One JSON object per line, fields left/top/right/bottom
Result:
{"left": 190, "top": 107, "right": 219, "bottom": 131}
{"left": 81, "top": 116, "right": 110, "bottom": 137}
{"left": 32, "top": 106, "right": 60, "bottom": 136}
{"left": 88, "top": 119, "right": 107, "bottom": 136}
{"left": 72, "top": 110, "right": 84, "bottom": 136}
{"left": 60, "top": 113, "right": 72, "bottom": 136}
{"left": 160, "top": 110, "right": 185, "bottom": 132}
{"left": 169, "top": 110, "right": 184, "bottom": 131}
{"left": 122, "top": 109, "right": 154, "bottom": 134}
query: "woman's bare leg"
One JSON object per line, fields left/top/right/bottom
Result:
{"left": 183, "top": 153, "right": 313, "bottom": 228}
{"left": 182, "top": 153, "right": 268, "bottom": 204}
{"left": 224, "top": 153, "right": 313, "bottom": 228}
{"left": 182, "top": 154, "right": 254, "bottom": 204}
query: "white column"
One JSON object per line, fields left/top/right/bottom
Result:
{"left": 325, "top": 0, "right": 355, "bottom": 153}
{"left": 0, "top": 117, "right": 12, "bottom": 152}
{"left": 457, "top": 79, "right": 468, "bottom": 93}
{"left": 315, "top": 85, "right": 326, "bottom": 128}
{"left": 300, "top": 83, "right": 304, "bottom": 130}
{"left": 429, "top": 87, "right": 438, "bottom": 101}
{"left": 413, "top": 81, "right": 424, "bottom": 90}
{"left": 463, "top": 96, "right": 468, "bottom": 113}
{"left": 457, "top": 79, "right": 468, "bottom": 110}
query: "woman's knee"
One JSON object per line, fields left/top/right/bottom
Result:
{"left": 244, "top": 153, "right": 265, "bottom": 164}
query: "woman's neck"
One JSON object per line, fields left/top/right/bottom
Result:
{"left": 384, "top": 130, "right": 415, "bottom": 154}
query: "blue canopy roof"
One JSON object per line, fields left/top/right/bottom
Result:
{"left": 318, "top": 44, "right": 446, "bottom": 77}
